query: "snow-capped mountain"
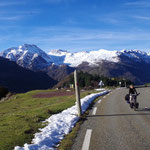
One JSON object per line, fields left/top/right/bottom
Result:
{"left": 0, "top": 44, "right": 52, "bottom": 70}
{"left": 119, "top": 50, "right": 150, "bottom": 63}
{"left": 49, "top": 49, "right": 119, "bottom": 66}
{"left": 48, "top": 49, "right": 150, "bottom": 66}
{"left": 48, "top": 48, "right": 150, "bottom": 84}
{"left": 48, "top": 49, "right": 69, "bottom": 56}
{"left": 2, "top": 44, "right": 150, "bottom": 69}
{"left": 2, "top": 44, "right": 150, "bottom": 84}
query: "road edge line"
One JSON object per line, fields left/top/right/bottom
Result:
{"left": 97, "top": 99, "right": 102, "bottom": 103}
{"left": 92, "top": 107, "right": 97, "bottom": 115}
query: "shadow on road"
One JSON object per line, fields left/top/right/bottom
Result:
{"left": 136, "top": 107, "right": 150, "bottom": 111}
{"left": 134, "top": 85, "right": 150, "bottom": 88}
{"left": 88, "top": 112, "right": 150, "bottom": 117}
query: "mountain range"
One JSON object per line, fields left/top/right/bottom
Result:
{"left": 1, "top": 44, "right": 150, "bottom": 88}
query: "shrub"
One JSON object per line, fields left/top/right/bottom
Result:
{"left": 0, "top": 86, "right": 9, "bottom": 99}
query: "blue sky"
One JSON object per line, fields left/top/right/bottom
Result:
{"left": 1, "top": 0, "right": 150, "bottom": 52}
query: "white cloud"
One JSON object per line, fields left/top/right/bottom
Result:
{"left": 134, "top": 16, "right": 150, "bottom": 20}
{"left": 0, "top": 1, "right": 40, "bottom": 22}
{"left": 0, "top": 1, "right": 25, "bottom": 6}
{"left": 0, "top": 9, "right": 40, "bottom": 22}
{"left": 0, "top": 10, "right": 40, "bottom": 15}
{"left": 96, "top": 17, "right": 121, "bottom": 25}
{"left": 125, "top": 1, "right": 150, "bottom": 7}
{"left": 0, "top": 16, "right": 22, "bottom": 21}
{"left": 1, "top": 26, "right": 150, "bottom": 52}
{"left": 9, "top": 26, "right": 150, "bottom": 45}
{"left": 44, "top": 0, "right": 75, "bottom": 4}
{"left": 46, "top": 0, "right": 64, "bottom": 3}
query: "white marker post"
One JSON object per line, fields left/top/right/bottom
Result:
{"left": 74, "top": 70, "right": 82, "bottom": 117}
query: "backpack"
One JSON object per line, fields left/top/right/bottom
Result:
{"left": 125, "top": 94, "right": 129, "bottom": 101}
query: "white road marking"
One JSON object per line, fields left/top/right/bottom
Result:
{"left": 97, "top": 99, "right": 102, "bottom": 103}
{"left": 92, "top": 107, "right": 97, "bottom": 115}
{"left": 82, "top": 129, "right": 92, "bottom": 150}
{"left": 103, "top": 96, "right": 106, "bottom": 98}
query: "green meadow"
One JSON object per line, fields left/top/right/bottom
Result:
{"left": 0, "top": 89, "right": 98, "bottom": 150}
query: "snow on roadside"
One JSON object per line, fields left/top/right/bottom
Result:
{"left": 95, "top": 88, "right": 105, "bottom": 91}
{"left": 14, "top": 90, "right": 109, "bottom": 150}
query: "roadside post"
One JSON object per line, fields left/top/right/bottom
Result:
{"left": 123, "top": 78, "right": 127, "bottom": 87}
{"left": 124, "top": 80, "right": 127, "bottom": 87}
{"left": 74, "top": 70, "right": 82, "bottom": 117}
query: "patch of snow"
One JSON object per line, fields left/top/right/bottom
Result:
{"left": 48, "top": 49, "right": 69, "bottom": 56}
{"left": 18, "top": 51, "right": 28, "bottom": 61}
{"left": 66, "top": 89, "right": 71, "bottom": 91}
{"left": 95, "top": 88, "right": 105, "bottom": 91}
{"left": 14, "top": 90, "right": 109, "bottom": 150}
{"left": 31, "top": 53, "right": 39, "bottom": 61}
{"left": 18, "top": 46, "right": 23, "bottom": 51}
{"left": 49, "top": 55, "right": 67, "bottom": 65}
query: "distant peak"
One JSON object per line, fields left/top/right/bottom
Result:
{"left": 10, "top": 44, "right": 45, "bottom": 54}
{"left": 23, "top": 43, "right": 36, "bottom": 46}
{"left": 121, "top": 49, "right": 147, "bottom": 54}
{"left": 50, "top": 49, "right": 68, "bottom": 53}
{"left": 21, "top": 44, "right": 39, "bottom": 49}
{"left": 49, "top": 49, "right": 69, "bottom": 56}
{"left": 19, "top": 45, "right": 22, "bottom": 49}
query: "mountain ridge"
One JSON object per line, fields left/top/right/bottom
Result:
{"left": 1, "top": 44, "right": 150, "bottom": 67}
{"left": 1, "top": 44, "right": 150, "bottom": 84}
{"left": 48, "top": 48, "right": 150, "bottom": 67}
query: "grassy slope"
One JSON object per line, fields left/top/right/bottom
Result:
{"left": 0, "top": 89, "right": 97, "bottom": 150}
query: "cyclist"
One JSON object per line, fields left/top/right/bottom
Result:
{"left": 129, "top": 84, "right": 138, "bottom": 108}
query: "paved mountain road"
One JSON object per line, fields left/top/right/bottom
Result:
{"left": 71, "top": 87, "right": 150, "bottom": 150}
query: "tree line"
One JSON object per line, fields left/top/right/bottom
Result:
{"left": 61, "top": 71, "right": 132, "bottom": 88}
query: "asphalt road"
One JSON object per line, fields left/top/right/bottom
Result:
{"left": 71, "top": 87, "right": 150, "bottom": 150}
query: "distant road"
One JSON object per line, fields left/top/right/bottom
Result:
{"left": 71, "top": 87, "right": 150, "bottom": 150}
